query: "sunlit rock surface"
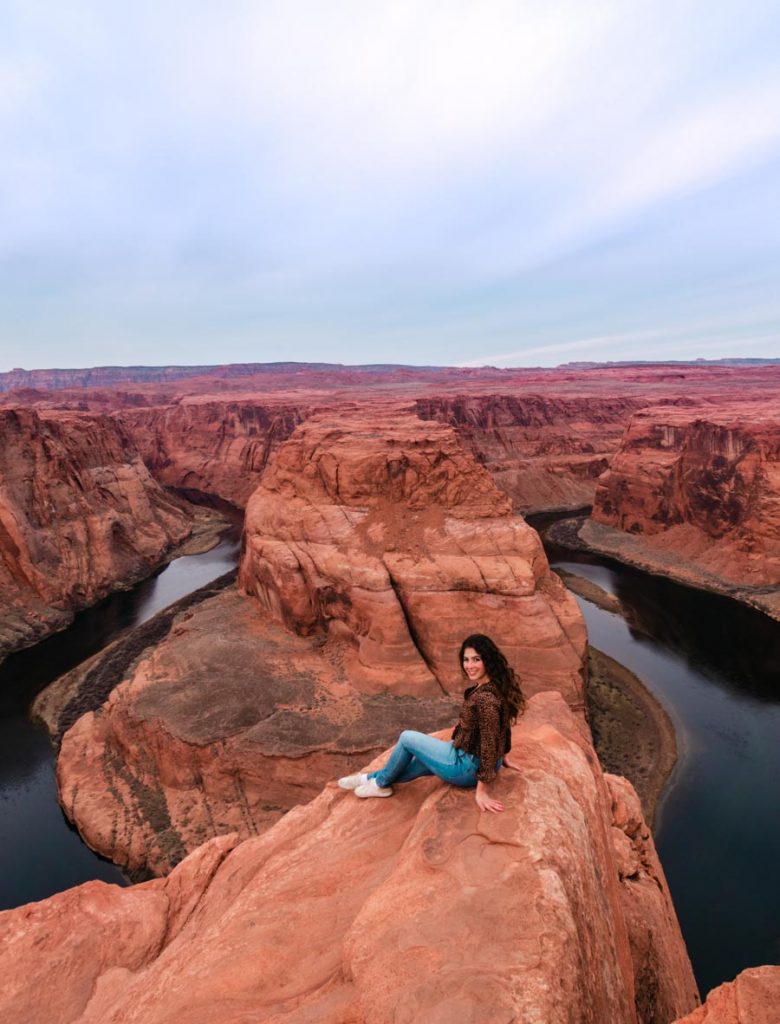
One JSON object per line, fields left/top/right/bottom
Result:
{"left": 0, "top": 693, "right": 698, "bottom": 1024}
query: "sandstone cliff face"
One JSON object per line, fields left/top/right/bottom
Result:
{"left": 416, "top": 393, "right": 645, "bottom": 511}
{"left": 1, "top": 693, "right": 699, "bottom": 1024}
{"left": 117, "top": 398, "right": 309, "bottom": 508}
{"left": 673, "top": 966, "right": 780, "bottom": 1024}
{"left": 590, "top": 404, "right": 780, "bottom": 609}
{"left": 0, "top": 408, "right": 192, "bottom": 660}
{"left": 239, "top": 407, "right": 586, "bottom": 702}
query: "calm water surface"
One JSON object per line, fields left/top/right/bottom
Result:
{"left": 542, "top": 539, "right": 780, "bottom": 996}
{"left": 0, "top": 527, "right": 241, "bottom": 911}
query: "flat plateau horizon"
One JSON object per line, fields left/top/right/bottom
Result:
{"left": 2, "top": 354, "right": 779, "bottom": 375}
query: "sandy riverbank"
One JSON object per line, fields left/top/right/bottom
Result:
{"left": 554, "top": 567, "right": 623, "bottom": 615}
{"left": 546, "top": 516, "right": 780, "bottom": 622}
{"left": 586, "top": 645, "right": 677, "bottom": 828}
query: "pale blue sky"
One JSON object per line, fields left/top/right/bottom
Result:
{"left": 1, "top": 1, "right": 778, "bottom": 370}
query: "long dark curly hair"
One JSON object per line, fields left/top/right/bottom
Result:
{"left": 459, "top": 633, "right": 526, "bottom": 722}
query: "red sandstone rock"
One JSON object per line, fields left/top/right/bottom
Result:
{"left": 0, "top": 833, "right": 239, "bottom": 1024}
{"left": 8, "top": 364, "right": 779, "bottom": 527}
{"left": 590, "top": 403, "right": 780, "bottom": 615}
{"left": 117, "top": 397, "right": 309, "bottom": 508}
{"left": 56, "top": 586, "right": 459, "bottom": 876}
{"left": 416, "top": 393, "right": 645, "bottom": 511}
{"left": 606, "top": 774, "right": 701, "bottom": 1024}
{"left": 0, "top": 693, "right": 699, "bottom": 1024}
{"left": 673, "top": 966, "right": 780, "bottom": 1023}
{"left": 0, "top": 408, "right": 193, "bottom": 660}
{"left": 239, "top": 406, "right": 586, "bottom": 702}
{"left": 55, "top": 404, "right": 585, "bottom": 877}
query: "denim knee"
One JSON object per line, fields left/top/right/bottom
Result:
{"left": 399, "top": 730, "right": 416, "bottom": 745}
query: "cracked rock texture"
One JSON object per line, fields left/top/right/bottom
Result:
{"left": 0, "top": 693, "right": 698, "bottom": 1024}
{"left": 0, "top": 407, "right": 192, "bottom": 661}
{"left": 590, "top": 403, "right": 780, "bottom": 617}
{"left": 239, "top": 406, "right": 586, "bottom": 702}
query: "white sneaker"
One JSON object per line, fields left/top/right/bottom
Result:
{"left": 338, "top": 772, "right": 369, "bottom": 790}
{"left": 354, "top": 779, "right": 393, "bottom": 799}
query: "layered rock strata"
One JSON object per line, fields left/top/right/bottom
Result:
{"left": 0, "top": 408, "right": 193, "bottom": 660}
{"left": 118, "top": 398, "right": 309, "bottom": 508}
{"left": 590, "top": 403, "right": 780, "bottom": 617}
{"left": 239, "top": 407, "right": 586, "bottom": 703}
{"left": 9, "top": 365, "right": 779, "bottom": 523}
{"left": 416, "top": 393, "right": 645, "bottom": 511}
{"left": 1, "top": 692, "right": 699, "bottom": 1024}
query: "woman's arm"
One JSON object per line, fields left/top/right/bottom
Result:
{"left": 474, "top": 693, "right": 505, "bottom": 812}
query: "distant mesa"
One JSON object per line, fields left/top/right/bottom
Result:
{"left": 3, "top": 356, "right": 780, "bottom": 393}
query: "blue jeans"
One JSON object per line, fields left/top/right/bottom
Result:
{"left": 369, "top": 730, "right": 486, "bottom": 789}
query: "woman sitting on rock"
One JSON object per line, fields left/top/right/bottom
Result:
{"left": 338, "top": 633, "right": 524, "bottom": 813}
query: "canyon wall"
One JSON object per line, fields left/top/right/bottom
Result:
{"left": 589, "top": 403, "right": 780, "bottom": 615}
{"left": 117, "top": 398, "right": 309, "bottom": 508}
{"left": 416, "top": 393, "right": 645, "bottom": 511}
{"left": 5, "top": 363, "right": 779, "bottom": 1024}
{"left": 117, "top": 391, "right": 644, "bottom": 515}
{"left": 8, "top": 365, "right": 779, "bottom": 524}
{"left": 1, "top": 693, "right": 699, "bottom": 1024}
{"left": 0, "top": 408, "right": 193, "bottom": 660}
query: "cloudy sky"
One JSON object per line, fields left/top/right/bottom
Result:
{"left": 1, "top": 1, "right": 778, "bottom": 370}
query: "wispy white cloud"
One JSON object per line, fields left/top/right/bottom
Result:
{"left": 0, "top": 1, "right": 779, "bottom": 367}
{"left": 457, "top": 311, "right": 780, "bottom": 368}
{"left": 533, "top": 74, "right": 780, "bottom": 264}
{"left": 459, "top": 336, "right": 624, "bottom": 367}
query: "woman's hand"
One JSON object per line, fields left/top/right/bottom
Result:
{"left": 475, "top": 781, "right": 504, "bottom": 813}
